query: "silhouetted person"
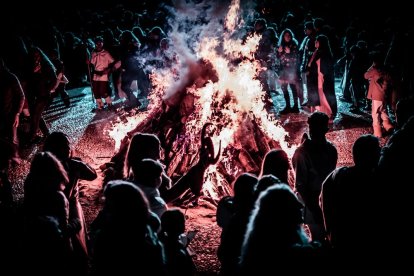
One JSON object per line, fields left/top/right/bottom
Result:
{"left": 119, "top": 30, "right": 144, "bottom": 107}
{"left": 23, "top": 151, "right": 73, "bottom": 276}
{"left": 160, "top": 209, "right": 197, "bottom": 276}
{"left": 48, "top": 49, "right": 70, "bottom": 108}
{"left": 320, "top": 134, "right": 380, "bottom": 260}
{"left": 0, "top": 57, "right": 25, "bottom": 163}
{"left": 376, "top": 116, "right": 414, "bottom": 271}
{"left": 309, "top": 35, "right": 337, "bottom": 119}
{"left": 248, "top": 18, "right": 277, "bottom": 108}
{"left": 277, "top": 28, "right": 300, "bottom": 114}
{"left": 43, "top": 131, "right": 97, "bottom": 275}
{"left": 90, "top": 180, "right": 167, "bottom": 275}
{"left": 239, "top": 184, "right": 325, "bottom": 275}
{"left": 254, "top": 174, "right": 284, "bottom": 200}
{"left": 26, "top": 46, "right": 57, "bottom": 143}
{"left": 299, "top": 21, "right": 317, "bottom": 107}
{"left": 259, "top": 148, "right": 290, "bottom": 184}
{"left": 364, "top": 51, "right": 394, "bottom": 137}
{"left": 105, "top": 130, "right": 219, "bottom": 203}
{"left": 292, "top": 111, "right": 337, "bottom": 243}
{"left": 89, "top": 36, "right": 115, "bottom": 110}
{"left": 217, "top": 173, "right": 258, "bottom": 276}
{"left": 132, "top": 158, "right": 168, "bottom": 219}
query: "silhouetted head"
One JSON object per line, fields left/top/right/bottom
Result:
{"left": 353, "top": 134, "right": 381, "bottom": 169}
{"left": 232, "top": 173, "right": 258, "bottom": 211}
{"left": 126, "top": 133, "right": 162, "bottom": 176}
{"left": 254, "top": 18, "right": 267, "bottom": 33}
{"left": 161, "top": 208, "right": 186, "bottom": 238}
{"left": 160, "top": 37, "right": 171, "bottom": 51}
{"left": 104, "top": 180, "right": 149, "bottom": 222}
{"left": 304, "top": 21, "right": 314, "bottom": 32}
{"left": 313, "top": 17, "right": 324, "bottom": 31}
{"left": 25, "top": 151, "right": 69, "bottom": 195}
{"left": 148, "top": 26, "right": 165, "bottom": 42}
{"left": 315, "top": 34, "right": 331, "bottom": 53}
{"left": 94, "top": 36, "right": 104, "bottom": 50}
{"left": 308, "top": 111, "right": 330, "bottom": 140}
{"left": 246, "top": 184, "right": 304, "bottom": 244}
{"left": 255, "top": 174, "right": 285, "bottom": 199}
{"left": 120, "top": 30, "right": 141, "bottom": 49}
{"left": 132, "top": 158, "right": 164, "bottom": 188}
{"left": 43, "top": 131, "right": 71, "bottom": 161}
{"left": 260, "top": 149, "right": 290, "bottom": 183}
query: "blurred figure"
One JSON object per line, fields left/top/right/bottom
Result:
{"left": 252, "top": 18, "right": 277, "bottom": 108}
{"left": 89, "top": 36, "right": 115, "bottom": 111}
{"left": 299, "top": 21, "right": 317, "bottom": 107}
{"left": 0, "top": 57, "right": 25, "bottom": 163}
{"left": 49, "top": 49, "right": 70, "bottom": 108}
{"left": 119, "top": 30, "right": 145, "bottom": 108}
{"left": 308, "top": 35, "right": 337, "bottom": 119}
{"left": 26, "top": 46, "right": 57, "bottom": 144}
{"left": 364, "top": 51, "right": 394, "bottom": 137}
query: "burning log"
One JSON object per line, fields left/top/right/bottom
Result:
{"left": 252, "top": 118, "right": 271, "bottom": 156}
{"left": 126, "top": 106, "right": 164, "bottom": 137}
{"left": 167, "top": 142, "right": 186, "bottom": 176}
{"left": 238, "top": 148, "right": 260, "bottom": 173}
{"left": 216, "top": 161, "right": 236, "bottom": 187}
{"left": 215, "top": 176, "right": 233, "bottom": 197}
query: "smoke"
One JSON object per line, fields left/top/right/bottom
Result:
{"left": 160, "top": 0, "right": 257, "bottom": 106}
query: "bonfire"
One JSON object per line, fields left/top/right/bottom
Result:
{"left": 106, "top": 0, "right": 297, "bottom": 204}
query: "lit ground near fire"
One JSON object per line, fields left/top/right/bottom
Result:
{"left": 10, "top": 84, "right": 388, "bottom": 275}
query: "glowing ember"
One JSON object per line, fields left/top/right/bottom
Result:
{"left": 106, "top": 0, "right": 297, "bottom": 201}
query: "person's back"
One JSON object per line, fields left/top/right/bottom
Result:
{"left": 239, "top": 184, "right": 326, "bottom": 275}
{"left": 90, "top": 180, "right": 167, "bottom": 276}
{"left": 43, "top": 131, "right": 96, "bottom": 276}
{"left": 160, "top": 209, "right": 196, "bottom": 276}
{"left": 22, "top": 152, "right": 72, "bottom": 276}
{"left": 217, "top": 173, "right": 258, "bottom": 275}
{"left": 320, "top": 134, "right": 380, "bottom": 256}
{"left": 376, "top": 116, "right": 414, "bottom": 269}
{"left": 292, "top": 112, "right": 337, "bottom": 242}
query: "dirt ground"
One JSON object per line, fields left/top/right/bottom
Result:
{"left": 9, "top": 85, "right": 391, "bottom": 275}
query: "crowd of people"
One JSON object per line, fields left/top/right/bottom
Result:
{"left": 1, "top": 0, "right": 414, "bottom": 274}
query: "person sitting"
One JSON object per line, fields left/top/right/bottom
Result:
{"left": 159, "top": 209, "right": 197, "bottom": 276}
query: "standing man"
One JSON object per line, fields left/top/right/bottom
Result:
{"left": 90, "top": 36, "right": 115, "bottom": 110}
{"left": 292, "top": 111, "right": 337, "bottom": 243}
